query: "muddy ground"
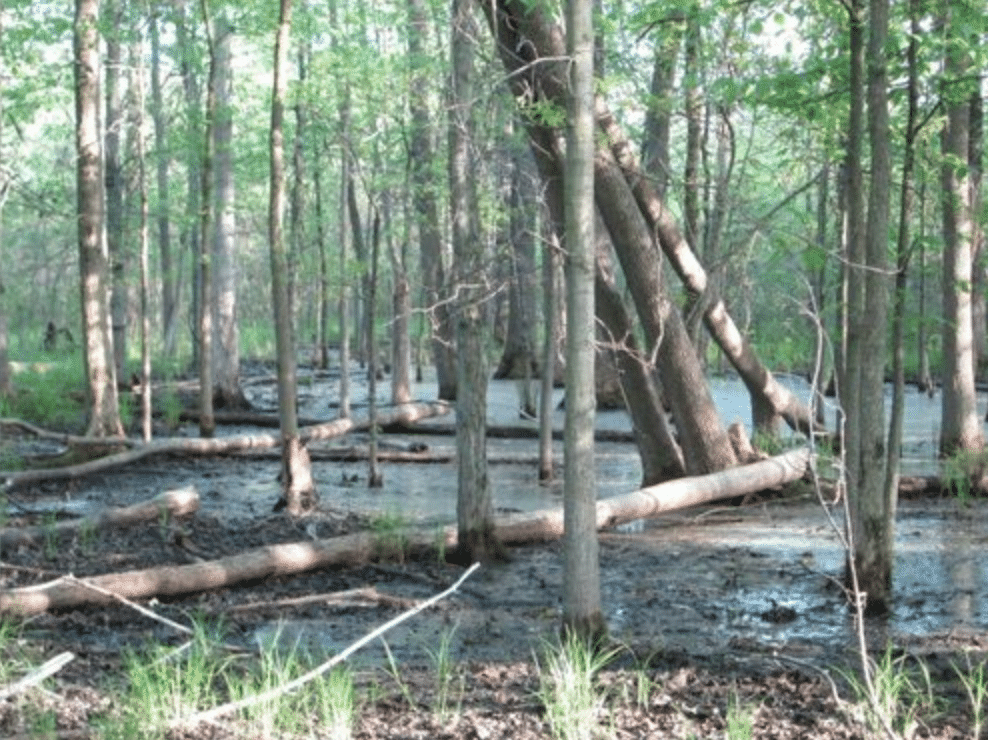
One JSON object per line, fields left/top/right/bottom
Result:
{"left": 1, "top": 373, "right": 986, "bottom": 737}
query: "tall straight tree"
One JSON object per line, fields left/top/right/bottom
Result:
{"left": 75, "top": 0, "right": 124, "bottom": 440}
{"left": 0, "top": 0, "right": 9, "bottom": 399}
{"left": 197, "top": 0, "right": 217, "bottom": 438}
{"left": 104, "top": 0, "right": 126, "bottom": 381}
{"left": 940, "top": 1, "right": 983, "bottom": 457}
{"left": 449, "top": 0, "right": 501, "bottom": 562}
{"left": 211, "top": 11, "right": 248, "bottom": 411}
{"left": 150, "top": 9, "right": 177, "bottom": 360}
{"left": 563, "top": 0, "right": 604, "bottom": 638}
{"left": 846, "top": 0, "right": 893, "bottom": 612}
{"left": 407, "top": 0, "right": 456, "bottom": 400}
{"left": 270, "top": 0, "right": 316, "bottom": 515}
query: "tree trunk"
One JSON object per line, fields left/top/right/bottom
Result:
{"left": 482, "top": 0, "right": 816, "bottom": 440}
{"left": 367, "top": 210, "right": 383, "bottom": 488}
{"left": 104, "top": 0, "right": 127, "bottom": 383}
{"left": 75, "top": 0, "right": 124, "bottom": 440}
{"left": 211, "top": 12, "right": 248, "bottom": 412}
{"left": 388, "top": 191, "right": 413, "bottom": 405}
{"left": 886, "top": 0, "right": 920, "bottom": 520}
{"left": 539, "top": 232, "right": 558, "bottom": 483}
{"left": 337, "top": 83, "right": 352, "bottom": 419}
{"left": 314, "top": 142, "right": 330, "bottom": 370}
{"left": 681, "top": 9, "right": 703, "bottom": 350}
{"left": 850, "top": 0, "right": 893, "bottom": 613}
{"left": 133, "top": 35, "right": 152, "bottom": 442}
{"left": 269, "top": 0, "right": 316, "bottom": 516}
{"left": 562, "top": 0, "right": 605, "bottom": 639}
{"left": 450, "top": 0, "right": 501, "bottom": 563}
{"left": 595, "top": 241, "right": 686, "bottom": 484}
{"left": 641, "top": 18, "right": 682, "bottom": 198}
{"left": 970, "top": 87, "right": 985, "bottom": 376}
{"left": 176, "top": 1, "right": 201, "bottom": 370}
{"left": 197, "top": 0, "right": 218, "bottom": 439}
{"left": 493, "top": 150, "right": 538, "bottom": 407}
{"left": 150, "top": 10, "right": 177, "bottom": 361}
{"left": 940, "top": 4, "right": 983, "bottom": 457}
{"left": 407, "top": 0, "right": 456, "bottom": 400}
{"left": 0, "top": 1, "right": 9, "bottom": 399}
{"left": 482, "top": 2, "right": 737, "bottom": 477}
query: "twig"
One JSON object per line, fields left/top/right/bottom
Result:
{"left": 64, "top": 576, "right": 248, "bottom": 653}
{"left": 228, "top": 586, "right": 417, "bottom": 612}
{"left": 0, "top": 651, "right": 74, "bottom": 701}
{"left": 65, "top": 575, "right": 194, "bottom": 636}
{"left": 180, "top": 562, "right": 480, "bottom": 728}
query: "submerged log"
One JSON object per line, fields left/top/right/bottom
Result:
{"left": 0, "top": 449, "right": 810, "bottom": 616}
{"left": 0, "top": 488, "right": 199, "bottom": 551}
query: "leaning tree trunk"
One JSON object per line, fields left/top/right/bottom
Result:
{"left": 75, "top": 0, "right": 124, "bottom": 440}
{"left": 482, "top": 2, "right": 737, "bottom": 476}
{"left": 480, "top": 0, "right": 820, "bottom": 437}
{"left": 595, "top": 240, "right": 686, "bottom": 484}
{"left": 269, "top": 0, "right": 316, "bottom": 515}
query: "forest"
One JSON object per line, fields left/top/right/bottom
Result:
{"left": 0, "top": 0, "right": 987, "bottom": 737}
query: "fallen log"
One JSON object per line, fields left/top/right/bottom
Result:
{"left": 0, "top": 449, "right": 810, "bottom": 616}
{"left": 0, "top": 488, "right": 200, "bottom": 551}
{"left": 1, "top": 402, "right": 451, "bottom": 492}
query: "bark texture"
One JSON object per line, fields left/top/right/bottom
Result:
{"left": 269, "top": 0, "right": 316, "bottom": 515}
{"left": 75, "top": 0, "right": 124, "bottom": 440}
{"left": 563, "top": 0, "right": 605, "bottom": 639}
{"left": 450, "top": 0, "right": 501, "bottom": 563}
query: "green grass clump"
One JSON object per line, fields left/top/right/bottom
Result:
{"left": 839, "top": 645, "right": 934, "bottom": 739}
{"left": 536, "top": 633, "right": 620, "bottom": 740}
{"left": 0, "top": 356, "right": 86, "bottom": 431}
{"left": 371, "top": 509, "right": 411, "bottom": 562}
